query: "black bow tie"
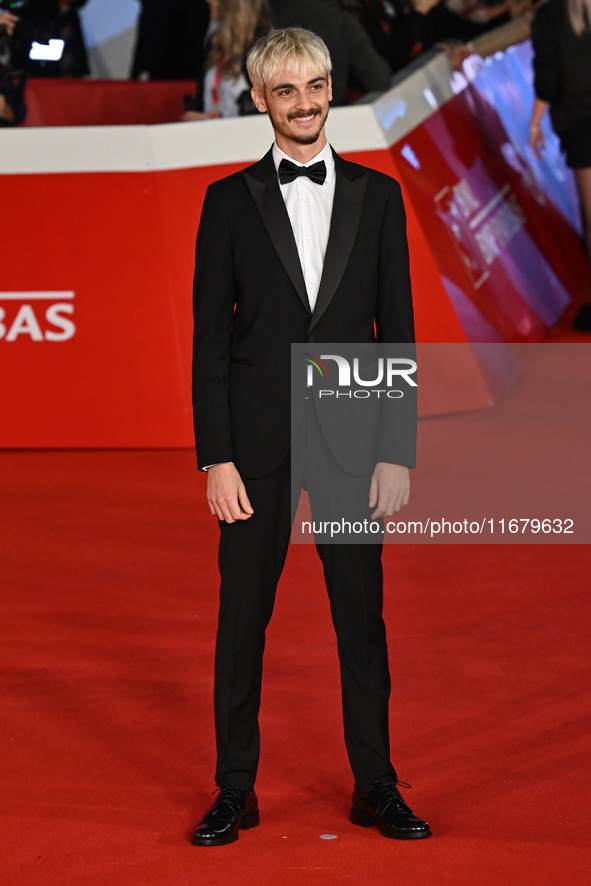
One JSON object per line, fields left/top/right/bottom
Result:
{"left": 278, "top": 158, "right": 326, "bottom": 186}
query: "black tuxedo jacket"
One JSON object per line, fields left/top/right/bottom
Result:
{"left": 192, "top": 147, "right": 415, "bottom": 478}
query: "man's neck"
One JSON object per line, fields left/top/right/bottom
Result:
{"left": 275, "top": 132, "right": 328, "bottom": 164}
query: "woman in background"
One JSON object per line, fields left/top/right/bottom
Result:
{"left": 529, "top": 0, "right": 591, "bottom": 331}
{"left": 183, "top": 0, "right": 272, "bottom": 120}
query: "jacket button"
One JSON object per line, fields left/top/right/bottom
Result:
{"left": 308, "top": 334, "right": 316, "bottom": 344}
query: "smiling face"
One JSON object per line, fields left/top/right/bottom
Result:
{"left": 251, "top": 66, "right": 332, "bottom": 162}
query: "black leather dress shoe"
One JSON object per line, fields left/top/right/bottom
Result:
{"left": 191, "top": 787, "right": 259, "bottom": 846}
{"left": 351, "top": 782, "right": 431, "bottom": 839}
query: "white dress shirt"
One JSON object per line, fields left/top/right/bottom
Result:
{"left": 272, "top": 141, "right": 336, "bottom": 311}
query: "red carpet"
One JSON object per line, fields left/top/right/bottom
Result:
{"left": 2, "top": 289, "right": 590, "bottom": 886}
{"left": 1, "top": 442, "right": 590, "bottom": 885}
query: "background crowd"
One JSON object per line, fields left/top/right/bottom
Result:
{"left": 1, "top": 0, "right": 532, "bottom": 120}
{"left": 1, "top": 0, "right": 590, "bottom": 326}
{"left": 133, "top": 0, "right": 533, "bottom": 115}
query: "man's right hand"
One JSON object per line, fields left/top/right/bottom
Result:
{"left": 206, "top": 463, "right": 254, "bottom": 523}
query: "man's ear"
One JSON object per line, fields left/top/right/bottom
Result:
{"left": 251, "top": 87, "right": 267, "bottom": 114}
{"left": 327, "top": 75, "right": 333, "bottom": 103}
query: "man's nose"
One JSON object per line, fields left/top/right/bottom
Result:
{"left": 292, "top": 89, "right": 314, "bottom": 106}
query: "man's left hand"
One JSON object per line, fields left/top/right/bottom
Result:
{"left": 369, "top": 462, "right": 410, "bottom": 518}
{"left": 0, "top": 11, "right": 19, "bottom": 35}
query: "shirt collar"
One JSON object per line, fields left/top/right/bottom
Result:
{"left": 272, "top": 141, "right": 335, "bottom": 185}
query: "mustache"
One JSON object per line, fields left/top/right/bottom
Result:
{"left": 287, "top": 108, "right": 321, "bottom": 121}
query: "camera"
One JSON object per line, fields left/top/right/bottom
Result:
{"left": 1, "top": 0, "right": 65, "bottom": 75}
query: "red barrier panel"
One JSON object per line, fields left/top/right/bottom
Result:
{"left": 388, "top": 84, "right": 584, "bottom": 343}
{"left": 22, "top": 78, "right": 194, "bottom": 127}
{"left": 1, "top": 45, "right": 587, "bottom": 448}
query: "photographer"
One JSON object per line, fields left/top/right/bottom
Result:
{"left": 0, "top": 8, "right": 26, "bottom": 125}
{"left": 4, "top": 1, "right": 89, "bottom": 77}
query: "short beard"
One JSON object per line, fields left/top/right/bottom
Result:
{"left": 290, "top": 131, "right": 322, "bottom": 145}
{"left": 287, "top": 108, "right": 321, "bottom": 144}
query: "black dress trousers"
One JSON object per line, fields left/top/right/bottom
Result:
{"left": 213, "top": 403, "right": 397, "bottom": 791}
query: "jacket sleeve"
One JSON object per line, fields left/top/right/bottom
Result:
{"left": 192, "top": 183, "right": 237, "bottom": 470}
{"left": 376, "top": 181, "right": 415, "bottom": 345}
{"left": 341, "top": 9, "right": 392, "bottom": 91}
{"left": 376, "top": 180, "right": 417, "bottom": 468}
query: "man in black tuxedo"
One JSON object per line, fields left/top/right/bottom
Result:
{"left": 191, "top": 27, "right": 430, "bottom": 845}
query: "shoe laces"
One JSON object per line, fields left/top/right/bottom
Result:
{"left": 376, "top": 780, "right": 412, "bottom": 809}
{"left": 212, "top": 785, "right": 244, "bottom": 814}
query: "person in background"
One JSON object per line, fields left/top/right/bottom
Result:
{"left": 5, "top": 0, "right": 89, "bottom": 76}
{"left": 269, "top": 0, "right": 391, "bottom": 105}
{"left": 183, "top": 0, "right": 272, "bottom": 120}
{"left": 132, "top": 0, "right": 210, "bottom": 81}
{"left": 0, "top": 71, "right": 25, "bottom": 124}
{"left": 56, "top": 0, "right": 89, "bottom": 76}
{"left": 0, "top": 4, "right": 18, "bottom": 63}
{"left": 444, "top": 0, "right": 524, "bottom": 23}
{"left": 0, "top": 8, "right": 26, "bottom": 125}
{"left": 358, "top": 0, "right": 530, "bottom": 73}
{"left": 529, "top": 0, "right": 591, "bottom": 332}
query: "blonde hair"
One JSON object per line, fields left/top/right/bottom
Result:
{"left": 246, "top": 28, "right": 332, "bottom": 94}
{"left": 567, "top": 0, "right": 591, "bottom": 35}
{"left": 208, "top": 0, "right": 273, "bottom": 80}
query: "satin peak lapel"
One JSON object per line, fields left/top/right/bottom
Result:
{"left": 310, "top": 161, "right": 368, "bottom": 329}
{"left": 244, "top": 151, "right": 310, "bottom": 314}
